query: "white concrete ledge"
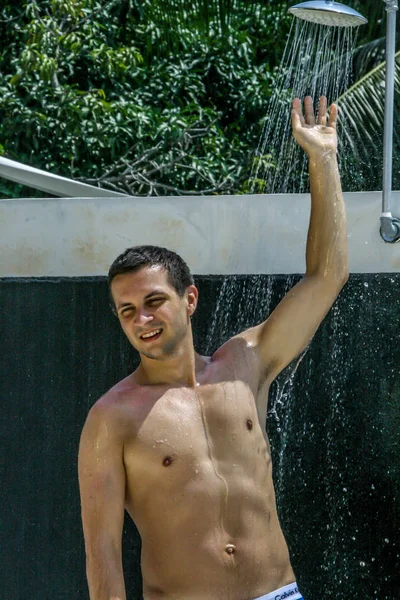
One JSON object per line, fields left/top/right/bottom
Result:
{"left": 1, "top": 192, "right": 400, "bottom": 276}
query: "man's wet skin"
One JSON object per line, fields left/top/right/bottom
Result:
{"left": 81, "top": 97, "right": 347, "bottom": 600}
{"left": 98, "top": 267, "right": 296, "bottom": 600}
{"left": 111, "top": 366, "right": 294, "bottom": 600}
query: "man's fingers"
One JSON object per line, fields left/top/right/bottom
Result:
{"left": 292, "top": 97, "right": 337, "bottom": 131}
{"left": 304, "top": 96, "right": 315, "bottom": 126}
{"left": 292, "top": 109, "right": 302, "bottom": 131}
{"left": 328, "top": 103, "right": 338, "bottom": 130}
{"left": 292, "top": 97, "right": 305, "bottom": 126}
{"left": 318, "top": 96, "right": 327, "bottom": 126}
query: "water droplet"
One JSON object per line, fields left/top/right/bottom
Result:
{"left": 360, "top": 561, "right": 366, "bottom": 567}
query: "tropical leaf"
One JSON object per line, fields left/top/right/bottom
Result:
{"left": 353, "top": 37, "right": 387, "bottom": 78}
{"left": 338, "top": 50, "right": 400, "bottom": 164}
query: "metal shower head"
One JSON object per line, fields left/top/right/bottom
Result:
{"left": 288, "top": 1, "right": 368, "bottom": 28}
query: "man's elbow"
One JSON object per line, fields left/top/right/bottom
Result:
{"left": 330, "top": 269, "right": 349, "bottom": 295}
{"left": 307, "top": 265, "right": 349, "bottom": 290}
{"left": 336, "top": 266, "right": 349, "bottom": 287}
{"left": 339, "top": 262, "right": 350, "bottom": 287}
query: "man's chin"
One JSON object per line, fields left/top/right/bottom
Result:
{"left": 131, "top": 336, "right": 163, "bottom": 358}
{"left": 133, "top": 331, "right": 184, "bottom": 360}
{"left": 139, "top": 342, "right": 181, "bottom": 361}
{"left": 138, "top": 340, "right": 168, "bottom": 361}
{"left": 140, "top": 349, "right": 163, "bottom": 361}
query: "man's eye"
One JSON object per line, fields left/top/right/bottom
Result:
{"left": 121, "top": 308, "right": 133, "bottom": 317}
{"left": 148, "top": 298, "right": 163, "bottom": 306}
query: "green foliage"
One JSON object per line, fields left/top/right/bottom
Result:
{"left": 0, "top": 0, "right": 285, "bottom": 197}
{"left": 135, "top": 0, "right": 292, "bottom": 63}
{"left": 0, "top": 0, "right": 398, "bottom": 196}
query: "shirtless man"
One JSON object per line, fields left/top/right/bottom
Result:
{"left": 78, "top": 96, "right": 348, "bottom": 600}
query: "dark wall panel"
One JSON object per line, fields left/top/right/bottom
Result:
{"left": 0, "top": 275, "right": 399, "bottom": 599}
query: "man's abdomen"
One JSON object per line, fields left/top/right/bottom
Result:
{"left": 133, "top": 471, "right": 295, "bottom": 600}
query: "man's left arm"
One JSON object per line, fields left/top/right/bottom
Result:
{"left": 242, "top": 96, "right": 349, "bottom": 385}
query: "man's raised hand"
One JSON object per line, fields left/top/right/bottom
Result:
{"left": 292, "top": 96, "right": 338, "bottom": 160}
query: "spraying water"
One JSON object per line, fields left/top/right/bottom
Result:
{"left": 249, "top": 19, "right": 358, "bottom": 194}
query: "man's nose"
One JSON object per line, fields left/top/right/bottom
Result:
{"left": 134, "top": 308, "right": 153, "bottom": 326}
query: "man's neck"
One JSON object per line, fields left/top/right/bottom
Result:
{"left": 136, "top": 345, "right": 209, "bottom": 387}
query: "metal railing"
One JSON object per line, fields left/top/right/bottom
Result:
{"left": 0, "top": 156, "right": 127, "bottom": 199}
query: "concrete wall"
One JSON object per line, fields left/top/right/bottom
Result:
{"left": 2, "top": 191, "right": 400, "bottom": 276}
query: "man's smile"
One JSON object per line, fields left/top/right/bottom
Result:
{"left": 140, "top": 328, "right": 163, "bottom": 342}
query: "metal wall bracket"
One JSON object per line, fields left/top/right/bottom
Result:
{"left": 384, "top": 0, "right": 398, "bottom": 12}
{"left": 380, "top": 213, "right": 400, "bottom": 243}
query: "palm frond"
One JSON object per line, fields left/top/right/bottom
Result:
{"left": 353, "top": 37, "right": 386, "bottom": 78}
{"left": 338, "top": 50, "right": 400, "bottom": 163}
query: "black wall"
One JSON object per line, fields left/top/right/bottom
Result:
{"left": 1, "top": 275, "right": 399, "bottom": 599}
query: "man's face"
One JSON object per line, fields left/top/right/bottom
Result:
{"left": 111, "top": 265, "right": 197, "bottom": 360}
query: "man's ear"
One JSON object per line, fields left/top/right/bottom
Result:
{"left": 186, "top": 285, "right": 198, "bottom": 318}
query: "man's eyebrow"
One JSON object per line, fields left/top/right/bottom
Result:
{"left": 144, "top": 289, "right": 166, "bottom": 299}
{"left": 117, "top": 302, "right": 133, "bottom": 310}
{"left": 117, "top": 290, "right": 166, "bottom": 310}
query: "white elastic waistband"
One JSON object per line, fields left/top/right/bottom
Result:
{"left": 253, "top": 581, "right": 303, "bottom": 600}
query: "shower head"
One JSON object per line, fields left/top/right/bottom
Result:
{"left": 288, "top": 1, "right": 368, "bottom": 28}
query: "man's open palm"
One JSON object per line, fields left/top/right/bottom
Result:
{"left": 292, "top": 95, "right": 338, "bottom": 158}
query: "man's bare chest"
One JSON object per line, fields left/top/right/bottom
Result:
{"left": 122, "top": 380, "right": 270, "bottom": 497}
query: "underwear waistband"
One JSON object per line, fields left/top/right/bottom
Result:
{"left": 253, "top": 581, "right": 304, "bottom": 600}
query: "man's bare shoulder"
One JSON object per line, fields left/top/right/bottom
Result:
{"left": 83, "top": 374, "right": 141, "bottom": 436}
{"left": 209, "top": 332, "right": 260, "bottom": 382}
{"left": 98, "top": 373, "right": 138, "bottom": 406}
{"left": 211, "top": 330, "right": 258, "bottom": 361}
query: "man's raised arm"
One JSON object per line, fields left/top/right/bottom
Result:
{"left": 78, "top": 401, "right": 126, "bottom": 600}
{"left": 242, "top": 95, "right": 348, "bottom": 384}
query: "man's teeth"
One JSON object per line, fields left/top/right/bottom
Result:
{"left": 141, "top": 329, "right": 161, "bottom": 339}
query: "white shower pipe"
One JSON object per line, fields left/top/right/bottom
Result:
{"left": 380, "top": 0, "right": 400, "bottom": 242}
{"left": 0, "top": 155, "right": 127, "bottom": 198}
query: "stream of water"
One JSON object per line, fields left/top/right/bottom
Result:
{"left": 249, "top": 18, "right": 358, "bottom": 194}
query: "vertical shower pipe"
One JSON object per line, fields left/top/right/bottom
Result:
{"left": 380, "top": 0, "right": 400, "bottom": 243}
